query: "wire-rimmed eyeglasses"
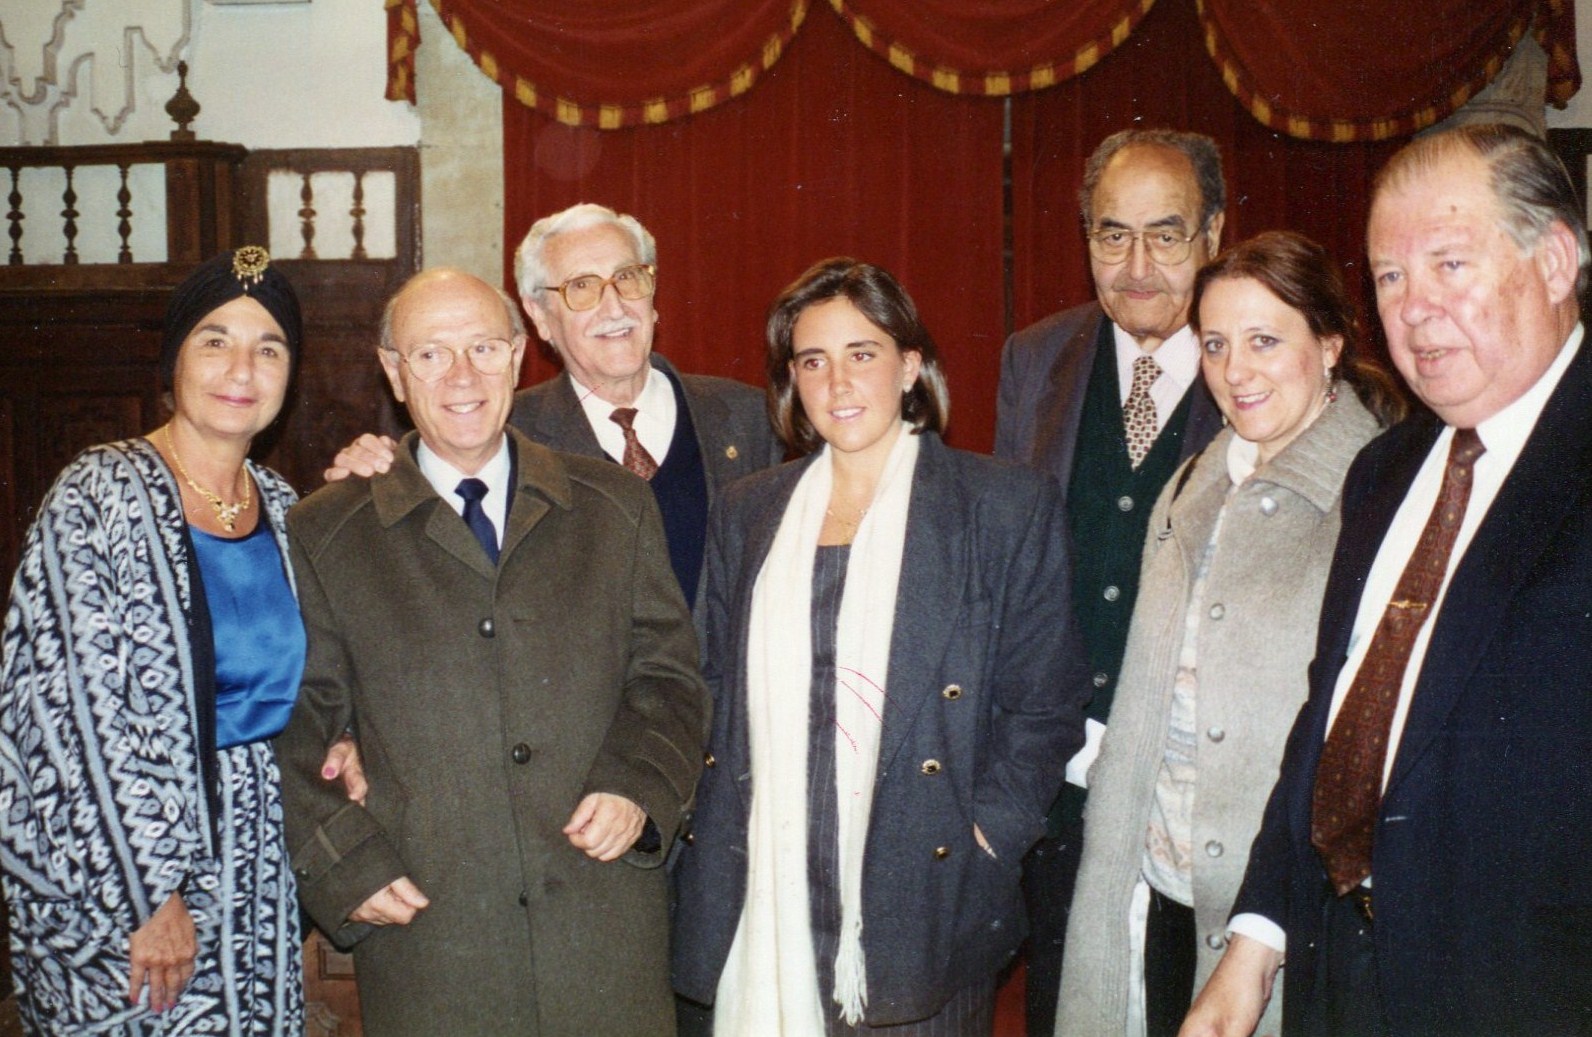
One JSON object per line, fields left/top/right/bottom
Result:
{"left": 1086, "top": 226, "right": 1205, "bottom": 265}
{"left": 384, "top": 338, "right": 516, "bottom": 382}
{"left": 539, "top": 264, "right": 657, "bottom": 312}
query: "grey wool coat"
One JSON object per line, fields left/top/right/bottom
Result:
{"left": 277, "top": 428, "right": 709, "bottom": 1037}
{"left": 1056, "top": 395, "right": 1380, "bottom": 1037}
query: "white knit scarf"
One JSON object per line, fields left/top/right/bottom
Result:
{"left": 714, "top": 425, "right": 919, "bottom": 1035}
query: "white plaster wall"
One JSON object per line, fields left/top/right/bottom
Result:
{"left": 1, "top": 0, "right": 419, "bottom": 147}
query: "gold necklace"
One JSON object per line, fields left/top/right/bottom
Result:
{"left": 163, "top": 427, "right": 251, "bottom": 532}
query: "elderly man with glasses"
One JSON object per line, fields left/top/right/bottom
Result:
{"left": 331, "top": 203, "right": 783, "bottom": 609}
{"left": 278, "top": 266, "right": 709, "bottom": 1036}
{"left": 994, "top": 129, "right": 1228, "bottom": 1035}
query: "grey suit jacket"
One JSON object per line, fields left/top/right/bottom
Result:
{"left": 994, "top": 301, "right": 1222, "bottom": 494}
{"left": 671, "top": 432, "right": 1090, "bottom": 1024}
{"left": 509, "top": 352, "right": 783, "bottom": 499}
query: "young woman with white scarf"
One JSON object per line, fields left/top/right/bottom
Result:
{"left": 670, "top": 258, "right": 1091, "bottom": 1035}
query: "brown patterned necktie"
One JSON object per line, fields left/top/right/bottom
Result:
{"left": 1311, "top": 427, "right": 1486, "bottom": 895}
{"left": 1123, "top": 354, "right": 1162, "bottom": 469}
{"left": 609, "top": 407, "right": 659, "bottom": 480}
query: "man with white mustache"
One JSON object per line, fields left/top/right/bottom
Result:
{"left": 994, "top": 129, "right": 1227, "bottom": 1035}
{"left": 329, "top": 203, "right": 783, "bottom": 608}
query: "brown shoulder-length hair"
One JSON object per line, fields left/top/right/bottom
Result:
{"left": 1191, "top": 230, "right": 1407, "bottom": 427}
{"left": 765, "top": 257, "right": 951, "bottom": 455}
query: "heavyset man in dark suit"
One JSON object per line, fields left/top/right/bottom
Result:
{"left": 280, "top": 268, "right": 709, "bottom": 1035}
{"left": 994, "top": 129, "right": 1226, "bottom": 1033}
{"left": 329, "top": 203, "right": 783, "bottom": 605}
{"left": 1183, "top": 123, "right": 1592, "bottom": 1036}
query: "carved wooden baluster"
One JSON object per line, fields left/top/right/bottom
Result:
{"left": 6, "top": 165, "right": 22, "bottom": 265}
{"left": 116, "top": 163, "right": 134, "bottom": 263}
{"left": 61, "top": 165, "right": 79, "bottom": 265}
{"left": 298, "top": 171, "right": 318, "bottom": 260}
{"left": 350, "top": 169, "right": 367, "bottom": 260}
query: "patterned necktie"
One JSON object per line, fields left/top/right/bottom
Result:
{"left": 609, "top": 407, "right": 659, "bottom": 480}
{"left": 455, "top": 478, "right": 499, "bottom": 564}
{"left": 1123, "top": 354, "right": 1162, "bottom": 469}
{"left": 1311, "top": 427, "right": 1486, "bottom": 895}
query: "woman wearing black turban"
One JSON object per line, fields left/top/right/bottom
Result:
{"left": 0, "top": 247, "right": 308, "bottom": 1034}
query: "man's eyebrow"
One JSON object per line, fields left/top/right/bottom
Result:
{"left": 1094, "top": 214, "right": 1190, "bottom": 231}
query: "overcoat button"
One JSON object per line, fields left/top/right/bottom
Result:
{"left": 704, "top": 752, "right": 717, "bottom": 768}
{"left": 478, "top": 617, "right": 495, "bottom": 637}
{"left": 942, "top": 684, "right": 962, "bottom": 700}
{"left": 517, "top": 890, "right": 529, "bottom": 907}
{"left": 683, "top": 831, "right": 696, "bottom": 845}
{"left": 1093, "top": 672, "right": 1110, "bottom": 688}
{"left": 1103, "top": 585, "right": 1121, "bottom": 602}
{"left": 1205, "top": 840, "right": 1224, "bottom": 857}
{"left": 1207, "top": 726, "right": 1226, "bottom": 743}
{"left": 933, "top": 846, "right": 951, "bottom": 860}
{"left": 1117, "top": 495, "right": 1134, "bottom": 512}
{"left": 921, "top": 759, "right": 942, "bottom": 775}
{"left": 1206, "top": 932, "right": 1227, "bottom": 950}
{"left": 511, "top": 743, "right": 532, "bottom": 764}
{"left": 1209, "top": 603, "right": 1225, "bottom": 620}
{"left": 1259, "top": 496, "right": 1279, "bottom": 516}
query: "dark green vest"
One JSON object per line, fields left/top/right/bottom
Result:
{"left": 1054, "top": 322, "right": 1197, "bottom": 829}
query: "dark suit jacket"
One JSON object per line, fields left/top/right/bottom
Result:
{"left": 510, "top": 352, "right": 783, "bottom": 498}
{"left": 670, "top": 432, "right": 1090, "bottom": 1025}
{"left": 993, "top": 301, "right": 1222, "bottom": 493}
{"left": 1234, "top": 342, "right": 1592, "bottom": 1036}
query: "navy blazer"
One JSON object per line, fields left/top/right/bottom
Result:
{"left": 1234, "top": 341, "right": 1592, "bottom": 1035}
{"left": 670, "top": 432, "right": 1090, "bottom": 1025}
{"left": 994, "top": 301, "right": 1222, "bottom": 495}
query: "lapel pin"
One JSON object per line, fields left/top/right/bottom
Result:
{"left": 725, "top": 445, "right": 738, "bottom": 460}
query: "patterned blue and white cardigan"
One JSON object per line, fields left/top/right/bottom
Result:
{"left": 0, "top": 437, "right": 297, "bottom": 1018}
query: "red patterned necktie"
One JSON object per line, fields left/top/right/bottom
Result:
{"left": 1123, "top": 354, "right": 1161, "bottom": 469}
{"left": 609, "top": 407, "right": 659, "bottom": 480}
{"left": 1311, "top": 427, "right": 1486, "bottom": 895}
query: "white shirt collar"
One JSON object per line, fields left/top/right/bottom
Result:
{"left": 1113, "top": 322, "right": 1200, "bottom": 398}
{"left": 572, "top": 362, "right": 677, "bottom": 464}
{"left": 417, "top": 434, "right": 512, "bottom": 542}
{"left": 1469, "top": 321, "right": 1584, "bottom": 464}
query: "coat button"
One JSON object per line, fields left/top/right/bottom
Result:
{"left": 1206, "top": 931, "right": 1227, "bottom": 950}
{"left": 478, "top": 617, "right": 495, "bottom": 638}
{"left": 1093, "top": 672, "right": 1110, "bottom": 688}
{"left": 1206, "top": 726, "right": 1225, "bottom": 743}
{"left": 1259, "top": 496, "right": 1279, "bottom": 516}
{"left": 518, "top": 890, "right": 529, "bottom": 906}
{"left": 933, "top": 846, "right": 951, "bottom": 860}
{"left": 942, "top": 684, "right": 962, "bottom": 700}
{"left": 921, "top": 759, "right": 942, "bottom": 775}
{"left": 704, "top": 752, "right": 716, "bottom": 768}
{"left": 1205, "top": 840, "right": 1224, "bottom": 858}
{"left": 1208, "top": 603, "right": 1225, "bottom": 620}
{"left": 511, "top": 742, "right": 532, "bottom": 764}
{"left": 1117, "top": 495, "right": 1134, "bottom": 512}
{"left": 1103, "top": 585, "right": 1120, "bottom": 602}
{"left": 725, "top": 445, "right": 739, "bottom": 460}
{"left": 683, "top": 831, "right": 695, "bottom": 845}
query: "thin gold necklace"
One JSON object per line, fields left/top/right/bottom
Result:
{"left": 163, "top": 426, "right": 251, "bottom": 532}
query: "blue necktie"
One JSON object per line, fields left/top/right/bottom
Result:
{"left": 455, "top": 478, "right": 499, "bottom": 563}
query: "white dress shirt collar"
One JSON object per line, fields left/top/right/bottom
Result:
{"left": 417, "top": 434, "right": 512, "bottom": 545}
{"left": 572, "top": 362, "right": 678, "bottom": 466}
{"left": 1112, "top": 323, "right": 1201, "bottom": 427}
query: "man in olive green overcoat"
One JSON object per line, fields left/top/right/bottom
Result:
{"left": 278, "top": 268, "right": 708, "bottom": 1037}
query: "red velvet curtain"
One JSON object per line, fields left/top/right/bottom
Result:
{"left": 1011, "top": 0, "right": 1400, "bottom": 351}
{"left": 1199, "top": 0, "right": 1580, "bottom": 140}
{"left": 504, "top": 11, "right": 1007, "bottom": 449}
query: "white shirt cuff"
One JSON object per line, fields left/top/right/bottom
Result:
{"left": 1064, "top": 718, "right": 1106, "bottom": 788}
{"left": 1227, "top": 912, "right": 1286, "bottom": 953}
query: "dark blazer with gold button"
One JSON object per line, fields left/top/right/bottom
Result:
{"left": 278, "top": 428, "right": 709, "bottom": 1037}
{"left": 670, "top": 431, "right": 1090, "bottom": 1026}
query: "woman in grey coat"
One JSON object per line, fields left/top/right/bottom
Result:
{"left": 1056, "top": 232, "right": 1406, "bottom": 1037}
